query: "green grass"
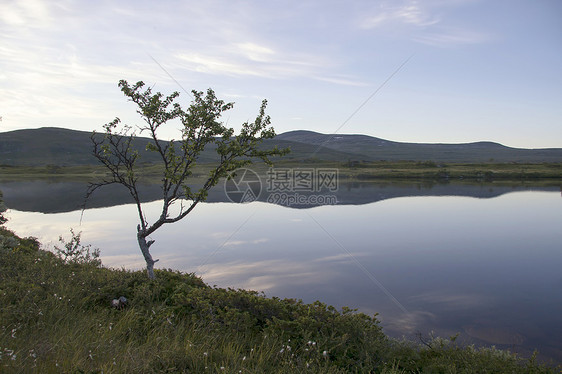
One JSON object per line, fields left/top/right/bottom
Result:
{"left": 3, "top": 161, "right": 562, "bottom": 182}
{"left": 1, "top": 228, "right": 560, "bottom": 373}
{"left": 331, "top": 160, "right": 562, "bottom": 181}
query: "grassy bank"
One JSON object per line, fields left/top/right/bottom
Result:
{"left": 265, "top": 160, "right": 562, "bottom": 181}
{"left": 2, "top": 161, "right": 561, "bottom": 182}
{"left": 340, "top": 161, "right": 562, "bottom": 181}
{"left": 0, "top": 228, "right": 559, "bottom": 373}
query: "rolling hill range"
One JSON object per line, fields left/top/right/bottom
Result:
{"left": 275, "top": 130, "right": 562, "bottom": 163}
{"left": 1, "top": 127, "right": 562, "bottom": 166}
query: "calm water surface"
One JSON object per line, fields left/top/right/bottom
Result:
{"left": 3, "top": 181, "right": 562, "bottom": 363}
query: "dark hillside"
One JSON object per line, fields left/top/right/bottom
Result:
{"left": 0, "top": 127, "right": 215, "bottom": 166}
{"left": 1, "top": 127, "right": 562, "bottom": 165}
{"left": 275, "top": 130, "right": 562, "bottom": 162}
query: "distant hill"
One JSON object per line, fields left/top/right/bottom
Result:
{"left": 0, "top": 127, "right": 218, "bottom": 166}
{"left": 1, "top": 127, "right": 562, "bottom": 166}
{"left": 273, "top": 130, "right": 562, "bottom": 163}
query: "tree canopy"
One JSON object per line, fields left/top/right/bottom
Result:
{"left": 89, "top": 80, "right": 289, "bottom": 278}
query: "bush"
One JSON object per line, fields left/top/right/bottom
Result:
{"left": 54, "top": 228, "right": 101, "bottom": 266}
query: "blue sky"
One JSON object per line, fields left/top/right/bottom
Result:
{"left": 1, "top": 0, "right": 561, "bottom": 148}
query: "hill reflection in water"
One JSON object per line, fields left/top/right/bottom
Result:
{"left": 0, "top": 178, "right": 559, "bottom": 213}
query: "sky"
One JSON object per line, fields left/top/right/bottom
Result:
{"left": 0, "top": 0, "right": 561, "bottom": 148}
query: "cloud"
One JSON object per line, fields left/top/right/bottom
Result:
{"left": 175, "top": 49, "right": 324, "bottom": 80}
{"left": 196, "top": 259, "right": 330, "bottom": 291}
{"left": 0, "top": 0, "right": 52, "bottom": 28}
{"left": 222, "top": 238, "right": 269, "bottom": 247}
{"left": 236, "top": 42, "right": 276, "bottom": 62}
{"left": 174, "top": 46, "right": 367, "bottom": 87}
{"left": 314, "top": 75, "right": 370, "bottom": 87}
{"left": 358, "top": 0, "right": 492, "bottom": 47}
{"left": 313, "top": 253, "right": 363, "bottom": 264}
{"left": 409, "top": 291, "right": 493, "bottom": 310}
{"left": 360, "top": 1, "right": 440, "bottom": 29}
{"left": 413, "top": 27, "right": 492, "bottom": 47}
{"left": 383, "top": 310, "right": 437, "bottom": 334}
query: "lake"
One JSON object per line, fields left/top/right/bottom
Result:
{"left": 1, "top": 178, "right": 561, "bottom": 363}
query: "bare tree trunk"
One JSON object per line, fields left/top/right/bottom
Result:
{"left": 137, "top": 231, "right": 158, "bottom": 279}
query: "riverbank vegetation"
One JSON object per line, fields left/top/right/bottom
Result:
{"left": 1, "top": 227, "right": 559, "bottom": 372}
{"left": 2, "top": 161, "right": 561, "bottom": 181}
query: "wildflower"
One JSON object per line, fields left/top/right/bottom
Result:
{"left": 242, "top": 356, "right": 246, "bottom": 361}
{"left": 203, "top": 352, "right": 208, "bottom": 357}
{"left": 323, "top": 351, "right": 328, "bottom": 357}
{"left": 279, "top": 348, "right": 284, "bottom": 354}
{"left": 220, "top": 367, "right": 225, "bottom": 370}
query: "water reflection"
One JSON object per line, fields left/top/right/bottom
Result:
{"left": 2, "top": 180, "right": 562, "bottom": 364}
{"left": 0, "top": 178, "right": 559, "bottom": 213}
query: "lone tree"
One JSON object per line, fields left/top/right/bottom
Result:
{"left": 89, "top": 80, "right": 288, "bottom": 278}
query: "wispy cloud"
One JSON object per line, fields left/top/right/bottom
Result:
{"left": 0, "top": 0, "right": 53, "bottom": 28}
{"left": 174, "top": 46, "right": 366, "bottom": 87}
{"left": 175, "top": 48, "right": 322, "bottom": 80}
{"left": 358, "top": 0, "right": 492, "bottom": 47}
{"left": 409, "top": 291, "right": 493, "bottom": 310}
{"left": 360, "top": 1, "right": 440, "bottom": 29}
{"left": 383, "top": 310, "right": 437, "bottom": 334}
{"left": 236, "top": 42, "right": 276, "bottom": 62}
{"left": 196, "top": 259, "right": 330, "bottom": 292}
{"left": 413, "top": 27, "right": 493, "bottom": 47}
{"left": 314, "top": 75, "right": 370, "bottom": 87}
{"left": 222, "top": 238, "right": 269, "bottom": 247}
